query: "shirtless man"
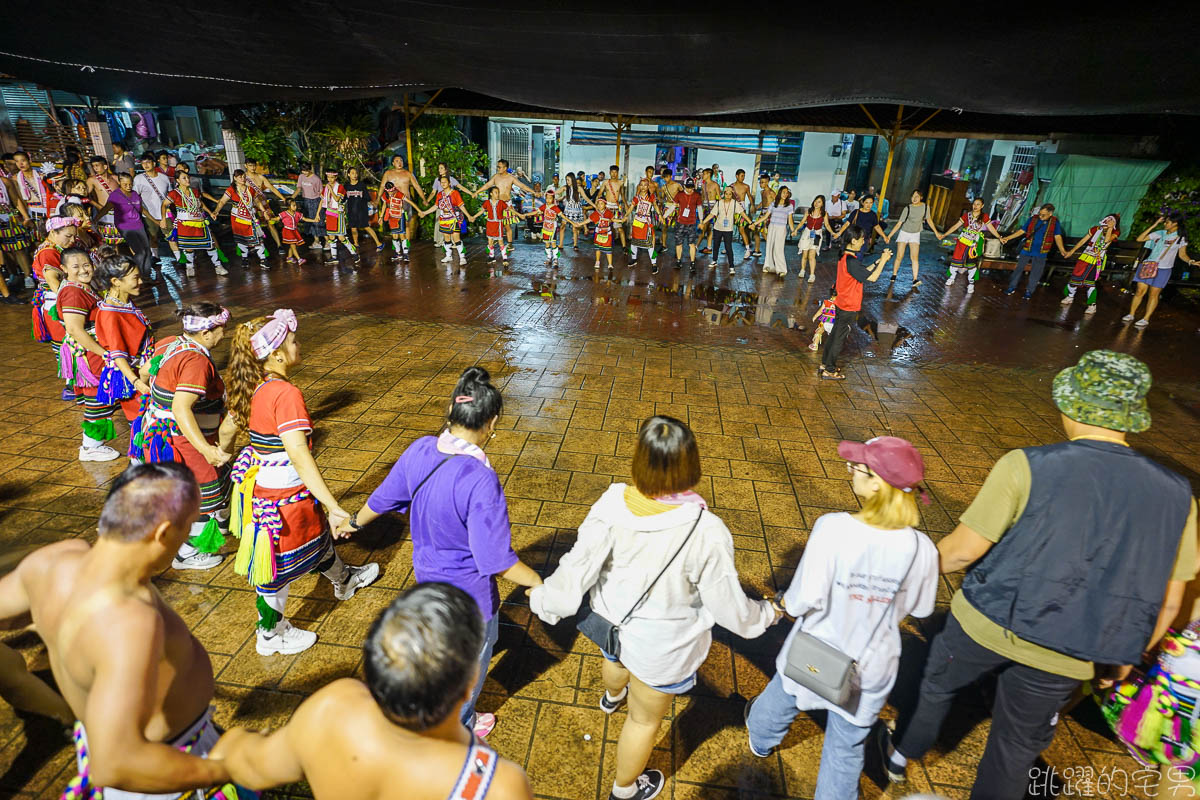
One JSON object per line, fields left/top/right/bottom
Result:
{"left": 475, "top": 159, "right": 535, "bottom": 242}
{"left": 380, "top": 155, "right": 427, "bottom": 242}
{"left": 657, "top": 167, "right": 683, "bottom": 251}
{"left": 751, "top": 172, "right": 776, "bottom": 257}
{"left": 699, "top": 168, "right": 722, "bottom": 254}
{"left": 212, "top": 583, "right": 533, "bottom": 800}
{"left": 244, "top": 158, "right": 286, "bottom": 247}
{"left": 730, "top": 168, "right": 753, "bottom": 252}
{"left": 0, "top": 463, "right": 238, "bottom": 797}
{"left": 87, "top": 156, "right": 126, "bottom": 245}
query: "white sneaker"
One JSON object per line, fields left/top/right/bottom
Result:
{"left": 79, "top": 445, "right": 120, "bottom": 462}
{"left": 1085, "top": 304, "right": 1097, "bottom": 315}
{"left": 966, "top": 283, "right": 975, "bottom": 294}
{"left": 185, "top": 265, "right": 196, "bottom": 278}
{"left": 215, "top": 265, "right": 229, "bottom": 276}
{"left": 24, "top": 275, "right": 35, "bottom": 289}
{"left": 944, "top": 275, "right": 956, "bottom": 286}
{"left": 441, "top": 253, "right": 453, "bottom": 263}
{"left": 256, "top": 619, "right": 317, "bottom": 656}
{"left": 171, "top": 551, "right": 223, "bottom": 570}
{"left": 458, "top": 254, "right": 467, "bottom": 265}
{"left": 1061, "top": 296, "right": 1073, "bottom": 305}
{"left": 1134, "top": 318, "right": 1150, "bottom": 328}
{"left": 1121, "top": 313, "right": 1135, "bottom": 322}
{"left": 807, "top": 272, "right": 816, "bottom": 283}
{"left": 332, "top": 562, "right": 381, "bottom": 601}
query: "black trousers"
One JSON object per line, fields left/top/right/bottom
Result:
{"left": 121, "top": 228, "right": 153, "bottom": 279}
{"left": 820, "top": 307, "right": 857, "bottom": 371}
{"left": 894, "top": 614, "right": 1080, "bottom": 800}
{"left": 712, "top": 229, "right": 735, "bottom": 266}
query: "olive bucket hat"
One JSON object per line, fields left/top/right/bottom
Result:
{"left": 1051, "top": 349, "right": 1151, "bottom": 433}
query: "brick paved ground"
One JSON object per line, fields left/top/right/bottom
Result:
{"left": 1, "top": 232, "right": 1197, "bottom": 799}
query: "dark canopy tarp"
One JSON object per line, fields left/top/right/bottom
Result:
{"left": 1, "top": 2, "right": 1198, "bottom": 118}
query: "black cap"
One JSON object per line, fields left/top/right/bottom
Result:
{"left": 684, "top": 178, "right": 695, "bottom": 188}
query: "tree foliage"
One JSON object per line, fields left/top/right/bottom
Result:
{"left": 1133, "top": 161, "right": 1200, "bottom": 235}
{"left": 386, "top": 116, "right": 488, "bottom": 236}
{"left": 222, "top": 100, "right": 378, "bottom": 175}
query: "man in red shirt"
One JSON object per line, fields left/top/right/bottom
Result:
{"left": 820, "top": 225, "right": 891, "bottom": 380}
{"left": 673, "top": 178, "right": 704, "bottom": 269}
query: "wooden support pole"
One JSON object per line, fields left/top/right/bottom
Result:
{"left": 403, "top": 93, "right": 414, "bottom": 173}
{"left": 879, "top": 105, "right": 904, "bottom": 208}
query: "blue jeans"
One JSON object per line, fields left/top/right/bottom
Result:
{"left": 301, "top": 197, "right": 322, "bottom": 239}
{"left": 1007, "top": 254, "right": 1048, "bottom": 292}
{"left": 747, "top": 673, "right": 871, "bottom": 800}
{"left": 461, "top": 612, "right": 500, "bottom": 727}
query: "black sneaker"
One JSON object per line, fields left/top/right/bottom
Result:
{"left": 600, "top": 686, "right": 628, "bottom": 714}
{"left": 877, "top": 724, "right": 907, "bottom": 784}
{"left": 651, "top": 265, "right": 659, "bottom": 275}
{"left": 609, "top": 770, "right": 665, "bottom": 800}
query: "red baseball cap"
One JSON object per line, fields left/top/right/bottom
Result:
{"left": 837, "top": 436, "right": 926, "bottom": 493}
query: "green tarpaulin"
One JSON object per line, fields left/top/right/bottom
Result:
{"left": 1018, "top": 154, "right": 1168, "bottom": 238}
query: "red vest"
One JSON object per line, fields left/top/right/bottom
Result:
{"left": 834, "top": 252, "right": 864, "bottom": 312}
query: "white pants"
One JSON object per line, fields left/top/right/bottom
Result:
{"left": 763, "top": 224, "right": 788, "bottom": 275}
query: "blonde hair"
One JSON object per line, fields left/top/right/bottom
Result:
{"left": 857, "top": 480, "right": 920, "bottom": 529}
{"left": 225, "top": 316, "right": 271, "bottom": 430}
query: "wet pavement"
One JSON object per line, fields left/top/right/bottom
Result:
{"left": 0, "top": 229, "right": 1198, "bottom": 799}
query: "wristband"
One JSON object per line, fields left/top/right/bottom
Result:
{"left": 347, "top": 513, "right": 362, "bottom": 531}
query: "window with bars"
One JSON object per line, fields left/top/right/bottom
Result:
{"left": 1010, "top": 145, "right": 1039, "bottom": 175}
{"left": 498, "top": 124, "right": 531, "bottom": 176}
{"left": 758, "top": 133, "right": 804, "bottom": 181}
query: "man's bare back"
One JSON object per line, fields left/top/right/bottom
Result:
{"left": 12, "top": 539, "right": 214, "bottom": 746}
{"left": 215, "top": 679, "right": 531, "bottom": 799}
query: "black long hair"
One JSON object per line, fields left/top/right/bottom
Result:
{"left": 92, "top": 252, "right": 138, "bottom": 296}
{"left": 447, "top": 366, "right": 503, "bottom": 431}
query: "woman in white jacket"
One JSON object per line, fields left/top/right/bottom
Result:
{"left": 530, "top": 416, "right": 780, "bottom": 800}
{"left": 744, "top": 436, "right": 940, "bottom": 800}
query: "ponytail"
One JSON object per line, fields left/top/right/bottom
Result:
{"left": 225, "top": 316, "right": 270, "bottom": 429}
{"left": 446, "top": 366, "right": 503, "bottom": 431}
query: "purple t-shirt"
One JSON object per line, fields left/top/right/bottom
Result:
{"left": 109, "top": 189, "right": 144, "bottom": 231}
{"left": 366, "top": 436, "right": 518, "bottom": 619}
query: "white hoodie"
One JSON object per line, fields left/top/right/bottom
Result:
{"left": 530, "top": 483, "right": 776, "bottom": 687}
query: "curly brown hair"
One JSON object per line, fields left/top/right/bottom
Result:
{"left": 225, "top": 316, "right": 270, "bottom": 429}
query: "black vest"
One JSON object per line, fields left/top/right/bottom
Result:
{"left": 960, "top": 439, "right": 1191, "bottom": 665}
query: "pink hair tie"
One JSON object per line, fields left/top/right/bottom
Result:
{"left": 250, "top": 308, "right": 297, "bottom": 359}
{"left": 454, "top": 395, "right": 474, "bottom": 403}
{"left": 46, "top": 216, "right": 75, "bottom": 232}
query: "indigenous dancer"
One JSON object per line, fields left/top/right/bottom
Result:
{"left": 751, "top": 173, "right": 776, "bottom": 257}
{"left": 12, "top": 152, "right": 50, "bottom": 235}
{"left": 938, "top": 198, "right": 1003, "bottom": 294}
{"left": 538, "top": 190, "right": 568, "bottom": 266}
{"left": 699, "top": 167, "right": 721, "bottom": 255}
{"left": 379, "top": 155, "right": 426, "bottom": 249}
{"left": 275, "top": 198, "right": 311, "bottom": 265}
{"left": 378, "top": 181, "right": 419, "bottom": 261}
{"left": 30, "top": 215, "right": 76, "bottom": 381}
{"left": 244, "top": 158, "right": 285, "bottom": 249}
{"left": 628, "top": 182, "right": 662, "bottom": 268}
{"left": 588, "top": 198, "right": 625, "bottom": 271}
{"left": 1, "top": 157, "right": 37, "bottom": 290}
{"left": 597, "top": 165, "right": 628, "bottom": 250}
{"left": 795, "top": 195, "right": 836, "bottom": 282}
{"left": 810, "top": 289, "right": 837, "bottom": 351}
{"left": 344, "top": 167, "right": 383, "bottom": 253}
{"left": 226, "top": 310, "right": 380, "bottom": 655}
{"left": 212, "top": 169, "right": 268, "bottom": 268}
{"left": 318, "top": 169, "right": 357, "bottom": 261}
{"left": 142, "top": 301, "right": 238, "bottom": 570}
{"left": 161, "top": 171, "right": 221, "bottom": 277}
{"left": 419, "top": 176, "right": 479, "bottom": 266}
{"left": 93, "top": 253, "right": 153, "bottom": 460}
{"left": 1062, "top": 214, "right": 1120, "bottom": 314}
{"left": 56, "top": 247, "right": 120, "bottom": 462}
{"left": 481, "top": 186, "right": 510, "bottom": 265}
{"left": 474, "top": 158, "right": 536, "bottom": 243}
{"left": 730, "top": 169, "right": 754, "bottom": 253}
{"left": 58, "top": 203, "right": 102, "bottom": 262}
{"left": 86, "top": 156, "right": 125, "bottom": 246}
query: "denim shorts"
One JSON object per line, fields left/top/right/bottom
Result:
{"left": 599, "top": 648, "right": 697, "bottom": 694}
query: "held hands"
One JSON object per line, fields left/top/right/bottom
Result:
{"left": 879, "top": 248, "right": 894, "bottom": 261}
{"left": 326, "top": 505, "right": 351, "bottom": 535}
{"left": 205, "top": 446, "right": 232, "bottom": 467}
{"left": 134, "top": 379, "right": 151, "bottom": 396}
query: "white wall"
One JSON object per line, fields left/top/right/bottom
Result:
{"left": 693, "top": 145, "right": 756, "bottom": 189}
{"left": 791, "top": 132, "right": 843, "bottom": 211}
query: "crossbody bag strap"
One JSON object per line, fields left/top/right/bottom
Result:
{"left": 410, "top": 454, "right": 456, "bottom": 502}
{"left": 855, "top": 530, "right": 920, "bottom": 663}
{"left": 618, "top": 509, "right": 704, "bottom": 626}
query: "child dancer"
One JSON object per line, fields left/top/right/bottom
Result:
{"left": 226, "top": 309, "right": 380, "bottom": 655}
{"left": 344, "top": 167, "right": 384, "bottom": 253}
{"left": 93, "top": 253, "right": 153, "bottom": 460}
{"left": 377, "top": 181, "right": 420, "bottom": 261}
{"left": 1062, "top": 214, "right": 1120, "bottom": 314}
{"left": 418, "top": 175, "right": 479, "bottom": 266}
{"left": 274, "top": 198, "right": 310, "bottom": 265}
{"left": 588, "top": 198, "right": 625, "bottom": 270}
{"left": 810, "top": 290, "right": 837, "bottom": 351}
{"left": 539, "top": 190, "right": 567, "bottom": 265}
{"left": 938, "top": 198, "right": 1002, "bottom": 294}
{"left": 481, "top": 187, "right": 510, "bottom": 265}
{"left": 162, "top": 171, "right": 221, "bottom": 277}
{"left": 319, "top": 169, "right": 357, "bottom": 260}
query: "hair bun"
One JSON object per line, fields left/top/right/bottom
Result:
{"left": 458, "top": 366, "right": 491, "bottom": 387}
